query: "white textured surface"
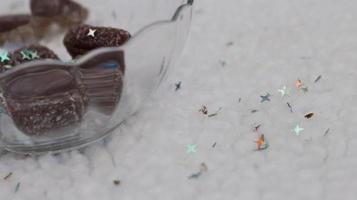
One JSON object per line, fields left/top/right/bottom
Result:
{"left": 1, "top": 0, "right": 357, "bottom": 199}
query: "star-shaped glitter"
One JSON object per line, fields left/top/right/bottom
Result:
{"left": 255, "top": 135, "right": 265, "bottom": 149}
{"left": 87, "top": 29, "right": 96, "bottom": 38}
{"left": 175, "top": 81, "right": 182, "bottom": 91}
{"left": 278, "top": 86, "right": 290, "bottom": 97}
{"left": 295, "top": 79, "right": 303, "bottom": 89}
{"left": 186, "top": 144, "right": 197, "bottom": 154}
{"left": 255, "top": 134, "right": 269, "bottom": 151}
{"left": 293, "top": 125, "right": 304, "bottom": 136}
{"left": 20, "top": 50, "right": 33, "bottom": 60}
{"left": 188, "top": 172, "right": 202, "bottom": 179}
{"left": 29, "top": 51, "right": 39, "bottom": 59}
{"left": 260, "top": 93, "right": 271, "bottom": 103}
{"left": 0, "top": 52, "right": 10, "bottom": 63}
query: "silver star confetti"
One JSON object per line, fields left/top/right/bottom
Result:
{"left": 20, "top": 50, "right": 33, "bottom": 60}
{"left": 29, "top": 51, "right": 39, "bottom": 59}
{"left": 293, "top": 125, "right": 304, "bottom": 136}
{"left": 278, "top": 86, "right": 290, "bottom": 97}
{"left": 260, "top": 93, "right": 271, "bottom": 103}
{"left": 0, "top": 52, "right": 10, "bottom": 63}
{"left": 87, "top": 28, "right": 96, "bottom": 38}
{"left": 186, "top": 144, "right": 197, "bottom": 154}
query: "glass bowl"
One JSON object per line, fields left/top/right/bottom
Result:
{"left": 0, "top": 0, "right": 194, "bottom": 154}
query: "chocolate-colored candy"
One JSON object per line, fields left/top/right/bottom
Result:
{"left": 64, "top": 24, "right": 131, "bottom": 58}
{"left": 0, "top": 45, "right": 59, "bottom": 73}
{"left": 0, "top": 53, "right": 15, "bottom": 73}
{"left": 0, "top": 14, "right": 31, "bottom": 33}
{"left": 30, "top": 0, "right": 88, "bottom": 25}
{"left": 30, "top": 0, "right": 63, "bottom": 17}
{"left": 0, "top": 49, "right": 125, "bottom": 135}
{"left": 1, "top": 66, "right": 87, "bottom": 135}
{"left": 78, "top": 50, "right": 125, "bottom": 114}
{"left": 12, "top": 45, "right": 59, "bottom": 65}
{"left": 61, "top": 0, "right": 88, "bottom": 25}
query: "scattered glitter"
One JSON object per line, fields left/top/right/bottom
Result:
{"left": 175, "top": 81, "right": 182, "bottom": 91}
{"left": 219, "top": 60, "right": 226, "bottom": 67}
{"left": 287, "top": 102, "right": 293, "bottom": 113}
{"left": 208, "top": 113, "right": 217, "bottom": 118}
{"left": 113, "top": 179, "right": 120, "bottom": 186}
{"left": 212, "top": 142, "right": 217, "bottom": 148}
{"left": 3, "top": 172, "right": 12, "bottom": 180}
{"left": 226, "top": 41, "right": 234, "bottom": 46}
{"left": 20, "top": 50, "right": 32, "bottom": 60}
{"left": 188, "top": 163, "right": 208, "bottom": 179}
{"left": 199, "top": 106, "right": 208, "bottom": 115}
{"left": 200, "top": 163, "right": 208, "bottom": 172}
{"left": 278, "top": 86, "right": 290, "bottom": 97}
{"left": 14, "top": 182, "right": 20, "bottom": 193}
{"left": 188, "top": 172, "right": 202, "bottom": 179}
{"left": 20, "top": 50, "right": 39, "bottom": 60}
{"left": 208, "top": 107, "right": 222, "bottom": 118}
{"left": 314, "top": 75, "right": 322, "bottom": 83}
{"left": 251, "top": 109, "right": 259, "bottom": 113}
{"left": 29, "top": 51, "right": 39, "bottom": 59}
{"left": 302, "top": 87, "right": 309, "bottom": 93}
{"left": 324, "top": 128, "right": 330, "bottom": 136}
{"left": 87, "top": 28, "right": 96, "bottom": 37}
{"left": 260, "top": 93, "right": 271, "bottom": 103}
{"left": 254, "top": 124, "right": 262, "bottom": 132}
{"left": 255, "top": 134, "right": 269, "bottom": 151}
{"left": 186, "top": 144, "right": 197, "bottom": 154}
{"left": 293, "top": 125, "right": 304, "bottom": 136}
{"left": 305, "top": 112, "right": 314, "bottom": 119}
{"left": 0, "top": 52, "right": 10, "bottom": 63}
{"left": 295, "top": 79, "right": 303, "bottom": 89}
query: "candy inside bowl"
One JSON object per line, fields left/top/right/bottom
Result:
{"left": 0, "top": 0, "right": 194, "bottom": 153}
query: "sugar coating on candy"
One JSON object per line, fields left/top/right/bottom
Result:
{"left": 63, "top": 24, "right": 131, "bottom": 58}
{"left": 12, "top": 45, "right": 59, "bottom": 65}
{"left": 0, "top": 45, "right": 59, "bottom": 73}
{"left": 78, "top": 50, "right": 126, "bottom": 114}
{"left": 2, "top": 67, "right": 87, "bottom": 135}
{"left": 0, "top": 46, "right": 126, "bottom": 134}
{"left": 0, "top": 15, "right": 31, "bottom": 33}
{"left": 79, "top": 67, "right": 124, "bottom": 114}
{"left": 7, "top": 92, "right": 85, "bottom": 135}
{"left": 0, "top": 52, "right": 14, "bottom": 73}
{"left": 31, "top": 0, "right": 87, "bottom": 18}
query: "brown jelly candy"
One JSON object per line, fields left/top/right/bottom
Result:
{"left": 0, "top": 14, "right": 35, "bottom": 46}
{"left": 0, "top": 49, "right": 125, "bottom": 135}
{"left": 0, "top": 65, "right": 87, "bottom": 135}
{"left": 0, "top": 14, "right": 31, "bottom": 33}
{"left": 12, "top": 45, "right": 59, "bottom": 65}
{"left": 30, "top": 0, "right": 88, "bottom": 25}
{"left": 64, "top": 24, "right": 131, "bottom": 58}
{"left": 0, "top": 45, "right": 59, "bottom": 73}
{"left": 0, "top": 52, "right": 15, "bottom": 73}
{"left": 31, "top": 0, "right": 65, "bottom": 17}
{"left": 78, "top": 49, "right": 125, "bottom": 114}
